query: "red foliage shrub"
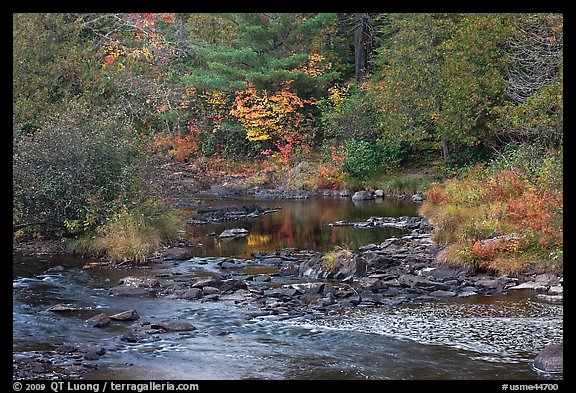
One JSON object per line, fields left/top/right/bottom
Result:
{"left": 315, "top": 166, "right": 345, "bottom": 190}
{"left": 506, "top": 186, "right": 563, "bottom": 248}
{"left": 484, "top": 169, "right": 526, "bottom": 201}
{"left": 424, "top": 184, "right": 448, "bottom": 204}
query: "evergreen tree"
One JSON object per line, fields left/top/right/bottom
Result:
{"left": 184, "top": 13, "right": 340, "bottom": 97}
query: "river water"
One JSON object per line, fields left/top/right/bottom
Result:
{"left": 12, "top": 197, "right": 563, "bottom": 380}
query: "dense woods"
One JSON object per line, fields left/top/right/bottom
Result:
{"left": 13, "top": 13, "right": 562, "bottom": 273}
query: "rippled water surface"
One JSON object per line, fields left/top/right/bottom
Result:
{"left": 13, "top": 197, "right": 563, "bottom": 380}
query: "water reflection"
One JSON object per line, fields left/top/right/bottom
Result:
{"left": 185, "top": 197, "right": 418, "bottom": 258}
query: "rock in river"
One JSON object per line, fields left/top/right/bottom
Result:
{"left": 109, "top": 310, "right": 140, "bottom": 321}
{"left": 533, "top": 342, "right": 563, "bottom": 373}
{"left": 351, "top": 190, "right": 374, "bottom": 201}
{"left": 48, "top": 304, "right": 81, "bottom": 312}
{"left": 86, "top": 313, "right": 110, "bottom": 328}
{"left": 162, "top": 246, "right": 193, "bottom": 260}
{"left": 109, "top": 276, "right": 162, "bottom": 297}
{"left": 219, "top": 228, "right": 249, "bottom": 238}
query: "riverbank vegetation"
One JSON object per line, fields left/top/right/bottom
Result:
{"left": 420, "top": 144, "right": 563, "bottom": 275}
{"left": 13, "top": 13, "right": 562, "bottom": 272}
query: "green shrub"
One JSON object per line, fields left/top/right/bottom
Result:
{"left": 343, "top": 137, "right": 383, "bottom": 181}
{"left": 13, "top": 101, "right": 143, "bottom": 233}
{"left": 318, "top": 88, "right": 379, "bottom": 142}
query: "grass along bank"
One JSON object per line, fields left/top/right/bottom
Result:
{"left": 64, "top": 196, "right": 185, "bottom": 264}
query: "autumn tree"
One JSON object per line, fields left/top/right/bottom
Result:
{"left": 13, "top": 13, "right": 183, "bottom": 235}
{"left": 13, "top": 14, "right": 117, "bottom": 136}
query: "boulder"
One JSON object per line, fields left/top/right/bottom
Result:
{"left": 508, "top": 281, "right": 549, "bottom": 292}
{"left": 279, "top": 263, "right": 300, "bottom": 276}
{"left": 356, "top": 277, "right": 387, "bottom": 291}
{"left": 219, "top": 288, "right": 252, "bottom": 302}
{"left": 110, "top": 276, "right": 161, "bottom": 297}
{"left": 339, "top": 189, "right": 351, "bottom": 197}
{"left": 263, "top": 287, "right": 301, "bottom": 298}
{"left": 533, "top": 343, "right": 563, "bottom": 373}
{"left": 220, "top": 278, "right": 248, "bottom": 291}
{"left": 83, "top": 348, "right": 105, "bottom": 360}
{"left": 299, "top": 254, "right": 367, "bottom": 281}
{"left": 429, "top": 290, "right": 457, "bottom": 297}
{"left": 86, "top": 313, "right": 110, "bottom": 328}
{"left": 162, "top": 247, "right": 193, "bottom": 260}
{"left": 181, "top": 288, "right": 203, "bottom": 300}
{"left": 109, "top": 286, "right": 158, "bottom": 297}
{"left": 120, "top": 332, "right": 145, "bottom": 343}
{"left": 192, "top": 277, "right": 223, "bottom": 288}
{"left": 118, "top": 276, "right": 161, "bottom": 289}
{"left": 411, "top": 193, "right": 425, "bottom": 203}
{"left": 398, "top": 274, "right": 448, "bottom": 291}
{"left": 291, "top": 282, "right": 325, "bottom": 294}
{"left": 45, "top": 265, "right": 65, "bottom": 273}
{"left": 352, "top": 191, "right": 374, "bottom": 201}
{"left": 202, "top": 286, "right": 220, "bottom": 295}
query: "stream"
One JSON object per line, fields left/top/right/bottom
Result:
{"left": 12, "top": 197, "right": 563, "bottom": 380}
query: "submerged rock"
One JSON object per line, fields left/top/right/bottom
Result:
{"left": 150, "top": 321, "right": 196, "bottom": 332}
{"left": 48, "top": 304, "right": 81, "bottom": 313}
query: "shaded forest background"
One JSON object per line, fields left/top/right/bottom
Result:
{"left": 13, "top": 13, "right": 563, "bottom": 272}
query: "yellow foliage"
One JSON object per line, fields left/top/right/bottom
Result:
{"left": 294, "top": 53, "right": 332, "bottom": 77}
{"left": 230, "top": 84, "right": 305, "bottom": 143}
{"left": 247, "top": 234, "right": 272, "bottom": 247}
{"left": 328, "top": 84, "right": 350, "bottom": 107}
{"left": 201, "top": 90, "right": 229, "bottom": 109}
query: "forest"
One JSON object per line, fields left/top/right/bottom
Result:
{"left": 13, "top": 13, "right": 563, "bottom": 275}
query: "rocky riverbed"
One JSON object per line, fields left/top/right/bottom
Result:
{"left": 13, "top": 164, "right": 564, "bottom": 380}
{"left": 14, "top": 211, "right": 563, "bottom": 379}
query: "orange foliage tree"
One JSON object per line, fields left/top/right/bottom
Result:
{"left": 230, "top": 82, "right": 312, "bottom": 163}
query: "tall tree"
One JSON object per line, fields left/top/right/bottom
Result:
{"left": 437, "top": 13, "right": 515, "bottom": 156}
{"left": 492, "top": 13, "right": 563, "bottom": 149}
{"left": 353, "top": 13, "right": 375, "bottom": 84}
{"left": 370, "top": 13, "right": 457, "bottom": 160}
{"left": 13, "top": 14, "right": 115, "bottom": 135}
{"left": 369, "top": 13, "right": 520, "bottom": 163}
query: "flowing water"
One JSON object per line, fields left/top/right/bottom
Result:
{"left": 12, "top": 197, "right": 563, "bottom": 380}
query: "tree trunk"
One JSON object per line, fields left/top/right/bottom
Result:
{"left": 441, "top": 139, "right": 451, "bottom": 162}
{"left": 354, "top": 13, "right": 372, "bottom": 84}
